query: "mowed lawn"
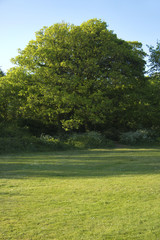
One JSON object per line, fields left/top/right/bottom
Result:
{"left": 0, "top": 148, "right": 160, "bottom": 240}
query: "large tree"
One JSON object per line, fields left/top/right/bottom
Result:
{"left": 3, "top": 19, "right": 146, "bottom": 132}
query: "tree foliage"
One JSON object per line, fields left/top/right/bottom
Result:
{"left": 1, "top": 19, "right": 146, "bottom": 133}
{"left": 141, "top": 41, "right": 160, "bottom": 130}
{"left": 0, "top": 68, "right": 5, "bottom": 77}
{"left": 148, "top": 41, "right": 160, "bottom": 75}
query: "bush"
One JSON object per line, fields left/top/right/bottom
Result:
{"left": 66, "top": 131, "right": 114, "bottom": 149}
{"left": 40, "top": 134, "right": 68, "bottom": 150}
{"left": 120, "top": 129, "right": 158, "bottom": 145}
{"left": 0, "top": 135, "right": 68, "bottom": 154}
{"left": 0, "top": 137, "right": 31, "bottom": 153}
{"left": 0, "top": 129, "right": 114, "bottom": 154}
{"left": 103, "top": 128, "right": 120, "bottom": 141}
{"left": 0, "top": 122, "right": 31, "bottom": 138}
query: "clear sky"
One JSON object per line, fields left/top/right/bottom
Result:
{"left": 1, "top": 0, "right": 160, "bottom": 73}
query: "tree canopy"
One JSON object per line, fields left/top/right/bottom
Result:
{"left": 1, "top": 19, "right": 147, "bottom": 133}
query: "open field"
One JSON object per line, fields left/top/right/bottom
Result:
{"left": 0, "top": 148, "right": 160, "bottom": 239}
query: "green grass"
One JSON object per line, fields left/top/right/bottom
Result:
{"left": 0, "top": 148, "right": 160, "bottom": 239}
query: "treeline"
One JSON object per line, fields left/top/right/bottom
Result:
{"left": 0, "top": 19, "right": 160, "bottom": 146}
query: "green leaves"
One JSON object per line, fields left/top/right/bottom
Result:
{"left": 0, "top": 68, "right": 5, "bottom": 77}
{"left": 2, "top": 19, "right": 146, "bottom": 132}
{"left": 148, "top": 41, "right": 160, "bottom": 75}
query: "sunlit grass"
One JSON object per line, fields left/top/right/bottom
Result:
{"left": 0, "top": 148, "right": 160, "bottom": 239}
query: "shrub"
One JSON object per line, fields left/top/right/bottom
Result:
{"left": 40, "top": 134, "right": 68, "bottom": 150}
{"left": 0, "top": 130, "right": 114, "bottom": 154}
{"left": 0, "top": 122, "right": 31, "bottom": 138}
{"left": 0, "top": 135, "right": 68, "bottom": 154}
{"left": 120, "top": 129, "right": 158, "bottom": 145}
{"left": 103, "top": 128, "right": 120, "bottom": 141}
{"left": 67, "top": 131, "right": 114, "bottom": 149}
{"left": 0, "top": 137, "right": 32, "bottom": 153}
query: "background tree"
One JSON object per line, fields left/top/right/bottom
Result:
{"left": 0, "top": 68, "right": 5, "bottom": 77}
{"left": 0, "top": 68, "right": 8, "bottom": 122}
{"left": 148, "top": 41, "right": 160, "bottom": 75}
{"left": 141, "top": 41, "right": 160, "bottom": 131}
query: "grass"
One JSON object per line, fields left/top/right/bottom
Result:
{"left": 0, "top": 147, "right": 160, "bottom": 239}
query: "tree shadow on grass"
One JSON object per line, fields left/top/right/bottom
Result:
{"left": 0, "top": 148, "right": 160, "bottom": 179}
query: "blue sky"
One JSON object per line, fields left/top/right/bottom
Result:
{"left": 1, "top": 0, "right": 160, "bottom": 73}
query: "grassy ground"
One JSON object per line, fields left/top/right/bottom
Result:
{"left": 0, "top": 148, "right": 160, "bottom": 239}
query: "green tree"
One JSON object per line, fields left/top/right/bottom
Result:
{"left": 148, "top": 41, "right": 160, "bottom": 75}
{"left": 5, "top": 19, "right": 146, "bottom": 132}
{"left": 0, "top": 68, "right": 7, "bottom": 121}
{"left": 0, "top": 68, "right": 5, "bottom": 77}
{"left": 142, "top": 42, "right": 160, "bottom": 131}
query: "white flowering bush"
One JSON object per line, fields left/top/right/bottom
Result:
{"left": 120, "top": 129, "right": 156, "bottom": 145}
{"left": 40, "top": 134, "right": 60, "bottom": 144}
